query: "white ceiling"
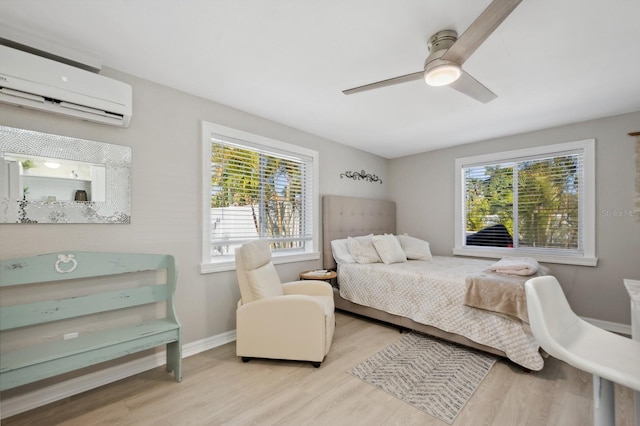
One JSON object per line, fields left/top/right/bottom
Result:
{"left": 1, "top": 0, "right": 639, "bottom": 159}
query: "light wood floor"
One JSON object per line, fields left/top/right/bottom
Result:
{"left": 2, "top": 311, "right": 636, "bottom": 426}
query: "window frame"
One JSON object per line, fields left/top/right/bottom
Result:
{"left": 200, "top": 121, "right": 320, "bottom": 274}
{"left": 453, "top": 139, "right": 597, "bottom": 266}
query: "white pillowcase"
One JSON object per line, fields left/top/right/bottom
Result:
{"left": 331, "top": 235, "right": 373, "bottom": 264}
{"left": 372, "top": 234, "right": 407, "bottom": 264}
{"left": 397, "top": 234, "right": 432, "bottom": 260}
{"left": 331, "top": 238, "right": 356, "bottom": 264}
{"left": 347, "top": 235, "right": 382, "bottom": 264}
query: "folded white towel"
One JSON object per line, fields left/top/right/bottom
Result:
{"left": 490, "top": 256, "right": 540, "bottom": 276}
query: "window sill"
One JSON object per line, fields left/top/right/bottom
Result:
{"left": 452, "top": 247, "right": 598, "bottom": 267}
{"left": 200, "top": 251, "right": 321, "bottom": 274}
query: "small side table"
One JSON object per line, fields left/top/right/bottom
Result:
{"left": 299, "top": 269, "right": 337, "bottom": 284}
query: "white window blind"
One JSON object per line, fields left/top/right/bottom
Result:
{"left": 207, "top": 134, "right": 314, "bottom": 260}
{"left": 464, "top": 152, "right": 582, "bottom": 250}
{"left": 454, "top": 140, "right": 596, "bottom": 266}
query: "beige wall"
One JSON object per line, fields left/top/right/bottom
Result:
{"left": 0, "top": 67, "right": 390, "bottom": 347}
{"left": 389, "top": 111, "right": 640, "bottom": 325}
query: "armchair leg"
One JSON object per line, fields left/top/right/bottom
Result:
{"left": 242, "top": 357, "right": 251, "bottom": 363}
{"left": 311, "top": 361, "right": 321, "bottom": 368}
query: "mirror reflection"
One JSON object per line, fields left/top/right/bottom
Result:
{"left": 0, "top": 126, "right": 131, "bottom": 224}
{"left": 4, "top": 153, "right": 106, "bottom": 203}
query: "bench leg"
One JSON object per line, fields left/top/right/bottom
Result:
{"left": 592, "top": 375, "right": 615, "bottom": 426}
{"left": 166, "top": 341, "right": 183, "bottom": 382}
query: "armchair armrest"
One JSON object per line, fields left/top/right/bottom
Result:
{"left": 282, "top": 280, "right": 333, "bottom": 296}
{"left": 282, "top": 280, "right": 333, "bottom": 297}
{"left": 239, "top": 294, "right": 327, "bottom": 315}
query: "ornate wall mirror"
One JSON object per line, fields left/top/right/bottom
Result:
{"left": 0, "top": 125, "right": 131, "bottom": 224}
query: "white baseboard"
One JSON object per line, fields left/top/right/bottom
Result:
{"left": 0, "top": 330, "right": 236, "bottom": 420}
{"left": 581, "top": 316, "right": 631, "bottom": 335}
{"left": 182, "top": 329, "right": 236, "bottom": 358}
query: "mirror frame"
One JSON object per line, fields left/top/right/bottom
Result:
{"left": 0, "top": 125, "right": 131, "bottom": 224}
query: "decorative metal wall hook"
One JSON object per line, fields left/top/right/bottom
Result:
{"left": 340, "top": 169, "right": 383, "bottom": 184}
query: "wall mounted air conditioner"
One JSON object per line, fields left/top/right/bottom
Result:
{"left": 0, "top": 45, "right": 132, "bottom": 127}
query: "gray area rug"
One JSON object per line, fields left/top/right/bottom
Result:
{"left": 348, "top": 332, "right": 497, "bottom": 424}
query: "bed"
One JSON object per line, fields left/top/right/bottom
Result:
{"left": 322, "top": 195, "right": 546, "bottom": 371}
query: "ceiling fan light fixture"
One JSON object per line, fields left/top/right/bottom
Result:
{"left": 424, "top": 63, "right": 461, "bottom": 87}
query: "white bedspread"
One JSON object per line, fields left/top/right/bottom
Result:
{"left": 338, "top": 256, "right": 544, "bottom": 370}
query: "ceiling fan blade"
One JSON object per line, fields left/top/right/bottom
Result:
{"left": 449, "top": 70, "right": 497, "bottom": 103}
{"left": 441, "top": 0, "right": 522, "bottom": 65}
{"left": 343, "top": 71, "right": 423, "bottom": 95}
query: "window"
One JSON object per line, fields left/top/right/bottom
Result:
{"left": 201, "top": 122, "right": 319, "bottom": 273}
{"left": 454, "top": 139, "right": 596, "bottom": 266}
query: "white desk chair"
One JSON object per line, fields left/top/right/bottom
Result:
{"left": 525, "top": 276, "right": 640, "bottom": 426}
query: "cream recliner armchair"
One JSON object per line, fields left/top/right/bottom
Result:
{"left": 235, "top": 240, "right": 335, "bottom": 367}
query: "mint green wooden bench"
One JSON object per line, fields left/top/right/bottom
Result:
{"left": 0, "top": 252, "right": 182, "bottom": 391}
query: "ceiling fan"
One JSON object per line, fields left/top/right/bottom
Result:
{"left": 342, "top": 0, "right": 522, "bottom": 103}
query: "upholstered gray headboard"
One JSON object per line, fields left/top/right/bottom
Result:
{"left": 322, "top": 195, "right": 396, "bottom": 270}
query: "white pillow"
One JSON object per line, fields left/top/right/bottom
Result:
{"left": 347, "top": 235, "right": 381, "bottom": 264}
{"left": 397, "top": 234, "right": 432, "bottom": 260}
{"left": 372, "top": 234, "right": 407, "bottom": 264}
{"left": 331, "top": 238, "right": 356, "bottom": 264}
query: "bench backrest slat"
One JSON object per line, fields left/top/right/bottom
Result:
{"left": 0, "top": 251, "right": 179, "bottom": 332}
{"left": 0, "top": 284, "right": 171, "bottom": 331}
{"left": 0, "top": 252, "right": 173, "bottom": 286}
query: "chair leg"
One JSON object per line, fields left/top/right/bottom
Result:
{"left": 634, "top": 389, "right": 640, "bottom": 426}
{"left": 592, "top": 375, "right": 615, "bottom": 426}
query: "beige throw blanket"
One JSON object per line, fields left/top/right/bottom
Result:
{"left": 464, "top": 266, "right": 549, "bottom": 323}
{"left": 489, "top": 256, "right": 540, "bottom": 276}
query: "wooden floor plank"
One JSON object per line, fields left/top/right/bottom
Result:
{"left": 2, "top": 311, "right": 635, "bottom": 425}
